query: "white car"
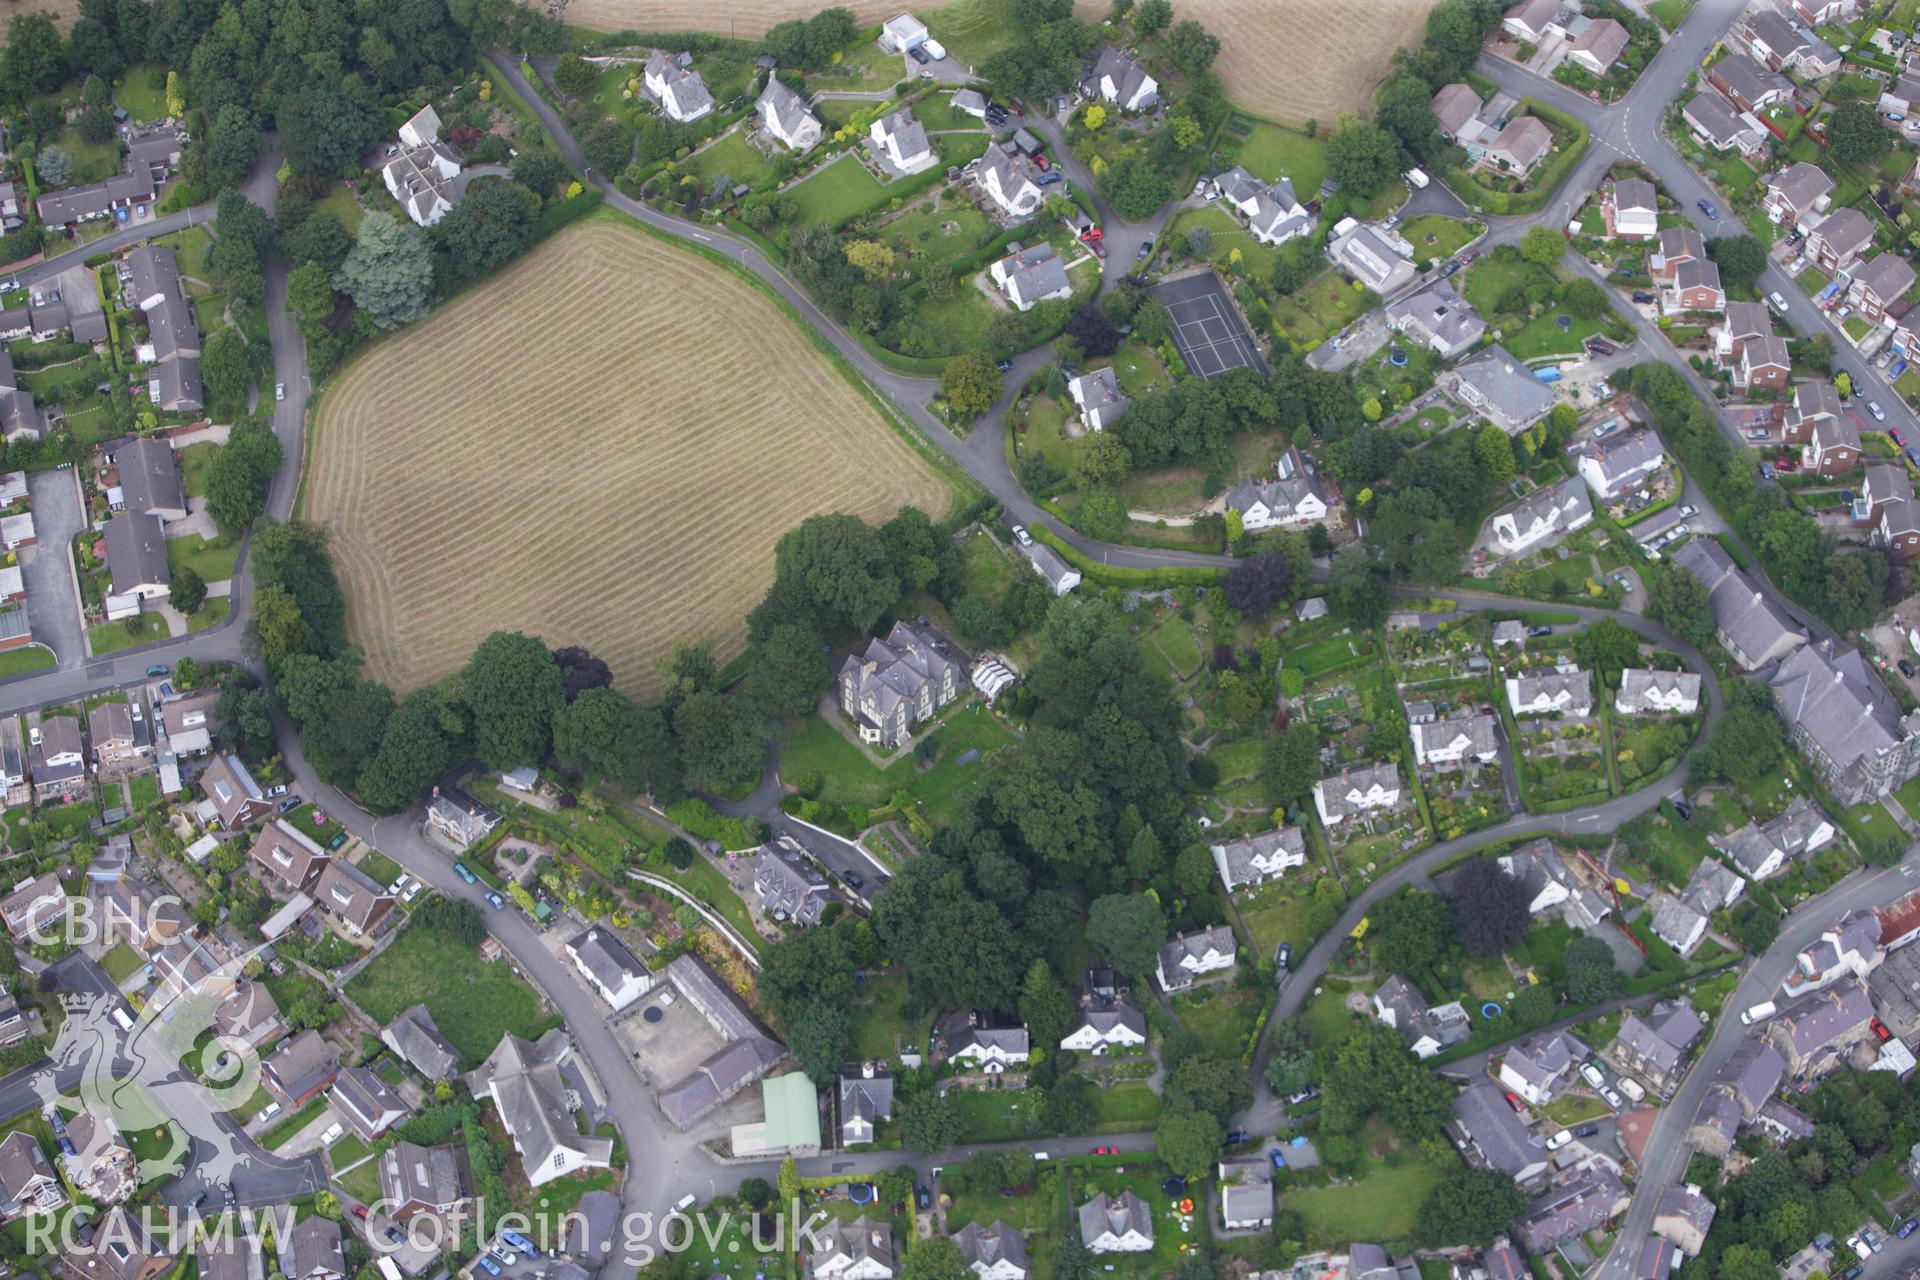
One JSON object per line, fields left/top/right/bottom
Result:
{"left": 1677, "top": 504, "right": 1697, "bottom": 518}
{"left": 1600, "top": 1086, "right": 1623, "bottom": 1108}
{"left": 1545, "top": 1129, "right": 1573, "bottom": 1150}
{"left": 1012, "top": 525, "right": 1033, "bottom": 546}
{"left": 275, "top": 382, "right": 286, "bottom": 401}
{"left": 1768, "top": 290, "right": 1789, "bottom": 313}
{"left": 1848, "top": 1237, "right": 1868, "bottom": 1260}
{"left": 388, "top": 872, "right": 411, "bottom": 896}
{"left": 1579, "top": 1062, "right": 1606, "bottom": 1089}
{"left": 401, "top": 881, "right": 425, "bottom": 904}
{"left": 1871, "top": 401, "right": 1887, "bottom": 421}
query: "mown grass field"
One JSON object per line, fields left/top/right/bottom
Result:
{"left": 305, "top": 217, "right": 948, "bottom": 697}
{"left": 343, "top": 920, "right": 557, "bottom": 1065}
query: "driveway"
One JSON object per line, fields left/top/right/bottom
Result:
{"left": 22, "top": 468, "right": 85, "bottom": 667}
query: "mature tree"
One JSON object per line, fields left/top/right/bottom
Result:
{"left": 288, "top": 212, "right": 353, "bottom": 274}
{"left": 168, "top": 565, "right": 207, "bottom": 615}
{"left": 1264, "top": 1015, "right": 1315, "bottom": 1096}
{"left": 438, "top": 180, "right": 535, "bottom": 282}
{"left": 1571, "top": 619, "right": 1636, "bottom": 688}
{"left": 1260, "top": 720, "right": 1318, "bottom": 809}
{"left": 1647, "top": 565, "right": 1714, "bottom": 648}
{"left": 1369, "top": 889, "right": 1453, "bottom": 977}
{"left": 747, "top": 623, "right": 831, "bottom": 717}
{"left": 551, "top": 646, "right": 613, "bottom": 701}
{"left": 1376, "top": 71, "right": 1438, "bottom": 158}
{"left": 463, "top": 631, "right": 565, "bottom": 769}
{"left": 1520, "top": 224, "right": 1564, "bottom": 267}
{"left": 554, "top": 52, "right": 597, "bottom": 95}
{"left": 1329, "top": 544, "right": 1389, "bottom": 628}
{"left": 201, "top": 328, "right": 252, "bottom": 403}
{"left": 1324, "top": 117, "right": 1400, "bottom": 197}
{"left": 69, "top": 20, "right": 121, "bottom": 79}
{"left": 1, "top": 13, "right": 65, "bottom": 101}
{"left": 215, "top": 684, "right": 275, "bottom": 761}
{"left": 1415, "top": 1168, "right": 1530, "bottom": 1245}
{"left": 789, "top": 1001, "right": 850, "bottom": 1086}
{"left": 280, "top": 84, "right": 380, "bottom": 178}
{"left": 1155, "top": 1109, "right": 1224, "bottom": 1178}
{"left": 1829, "top": 100, "right": 1891, "bottom": 167}
{"left": 358, "top": 689, "right": 457, "bottom": 813}
{"left": 760, "top": 513, "right": 900, "bottom": 639}
{"left": 943, "top": 350, "right": 1001, "bottom": 418}
{"left": 35, "top": 145, "right": 71, "bottom": 187}
{"left": 1018, "top": 959, "right": 1076, "bottom": 1053}
{"left": 201, "top": 104, "right": 265, "bottom": 191}
{"left": 1104, "top": 155, "right": 1172, "bottom": 220}
{"left": 1072, "top": 432, "right": 1133, "bottom": 489}
{"left": 1132, "top": 0, "right": 1171, "bottom": 35}
{"left": 511, "top": 149, "right": 570, "bottom": 199}
{"left": 1066, "top": 303, "right": 1118, "bottom": 357}
{"left": 1697, "top": 682, "right": 1783, "bottom": 783}
{"left": 902, "top": 1238, "right": 968, "bottom": 1280}
{"left": 1166, "top": 19, "right": 1219, "bottom": 75}
{"left": 304, "top": 678, "right": 395, "bottom": 786}
{"left": 552, "top": 686, "right": 646, "bottom": 782}
{"left": 1318, "top": 1023, "right": 1453, "bottom": 1139}
{"left": 1474, "top": 424, "right": 1515, "bottom": 485}
{"left": 673, "top": 690, "right": 768, "bottom": 792}
{"left": 580, "top": 119, "right": 636, "bottom": 173}
{"left": 899, "top": 1089, "right": 963, "bottom": 1154}
{"left": 1449, "top": 857, "right": 1528, "bottom": 955}
{"left": 1166, "top": 1052, "right": 1253, "bottom": 1122}
{"left": 1367, "top": 487, "right": 1458, "bottom": 583}
{"left": 1707, "top": 235, "right": 1768, "bottom": 291}
{"left": 336, "top": 212, "right": 433, "bottom": 330}
{"left": 1563, "top": 934, "right": 1620, "bottom": 1003}
{"left": 1225, "top": 551, "right": 1291, "bottom": 618}
{"left": 1086, "top": 893, "right": 1166, "bottom": 976}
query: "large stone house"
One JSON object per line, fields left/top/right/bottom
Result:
{"left": 838, "top": 622, "right": 964, "bottom": 747}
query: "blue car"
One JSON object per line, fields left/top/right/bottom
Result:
{"left": 477, "top": 1257, "right": 502, "bottom": 1277}
{"left": 1697, "top": 198, "right": 1719, "bottom": 220}
{"left": 454, "top": 863, "right": 477, "bottom": 884}
{"left": 1269, "top": 1149, "right": 1287, "bottom": 1169}
{"left": 486, "top": 891, "right": 506, "bottom": 910}
{"left": 1892, "top": 359, "right": 1908, "bottom": 379}
{"left": 502, "top": 1230, "right": 542, "bottom": 1259}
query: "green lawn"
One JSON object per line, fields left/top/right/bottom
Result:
{"left": 1402, "top": 215, "right": 1479, "bottom": 264}
{"left": 1504, "top": 309, "right": 1607, "bottom": 361}
{"left": 165, "top": 534, "right": 240, "bottom": 584}
{"left": 115, "top": 65, "right": 170, "bottom": 121}
{"left": 88, "top": 612, "right": 167, "bottom": 654}
{"left": 1146, "top": 615, "right": 1203, "bottom": 678}
{"left": 100, "top": 942, "right": 145, "bottom": 983}
{"left": 787, "top": 153, "right": 890, "bottom": 228}
{"left": 1228, "top": 118, "right": 1328, "bottom": 192}
{"left": 954, "top": 1087, "right": 1049, "bottom": 1141}
{"left": 0, "top": 646, "right": 55, "bottom": 678}
{"left": 187, "top": 599, "right": 231, "bottom": 633}
{"left": 1018, "top": 394, "right": 1074, "bottom": 477}
{"left": 876, "top": 196, "right": 994, "bottom": 272}
{"left": 1647, "top": 0, "right": 1695, "bottom": 27}
{"left": 129, "top": 774, "right": 160, "bottom": 809}
{"left": 848, "top": 968, "right": 931, "bottom": 1060}
{"left": 1289, "top": 1151, "right": 1454, "bottom": 1244}
{"left": 312, "top": 183, "right": 364, "bottom": 234}
{"left": 343, "top": 920, "right": 555, "bottom": 1065}
{"left": 1091, "top": 1081, "right": 1163, "bottom": 1130}
{"left": 49, "top": 127, "right": 122, "bottom": 185}
{"left": 920, "top": 0, "right": 1023, "bottom": 67}
{"left": 779, "top": 707, "right": 1019, "bottom": 823}
{"left": 1111, "top": 342, "right": 1171, "bottom": 396}
{"left": 1271, "top": 268, "right": 1373, "bottom": 348}
{"left": 177, "top": 442, "right": 216, "bottom": 499}
{"left": 957, "top": 532, "right": 1018, "bottom": 600}
{"left": 684, "top": 128, "right": 777, "bottom": 190}
{"left": 1172, "top": 986, "right": 1262, "bottom": 1059}
{"left": 1170, "top": 205, "right": 1286, "bottom": 281}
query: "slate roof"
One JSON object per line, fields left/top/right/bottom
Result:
{"left": 758, "top": 78, "right": 818, "bottom": 140}
{"left": 1509, "top": 666, "right": 1594, "bottom": 711}
{"left": 1682, "top": 859, "right": 1744, "bottom": 915}
{"left": 283, "top": 1214, "right": 345, "bottom": 1280}
{"left": 995, "top": 241, "right": 1068, "bottom": 303}
{"left": 1721, "top": 796, "right": 1833, "bottom": 876}
{"left": 1614, "top": 999, "right": 1703, "bottom": 1077}
{"left": 839, "top": 1067, "right": 894, "bottom": 1134}
{"left": 314, "top": 859, "right": 390, "bottom": 931}
{"left": 1651, "top": 894, "right": 1707, "bottom": 951}
{"left": 838, "top": 622, "right": 963, "bottom": 734}
{"left": 1493, "top": 477, "right": 1592, "bottom": 549}
{"left": 1386, "top": 278, "right": 1486, "bottom": 351}
{"left": 1658, "top": 224, "right": 1704, "bottom": 265}
{"left": 103, "top": 511, "right": 169, "bottom": 595}
{"left": 1453, "top": 1081, "right": 1545, "bottom": 1177}
{"left": 1071, "top": 367, "right": 1129, "bottom": 423}
{"left": 1639, "top": 1237, "right": 1677, "bottom": 1280}
{"left": 1616, "top": 668, "right": 1701, "bottom": 713}
{"left": 1157, "top": 923, "right": 1237, "bottom": 976}
{"left": 264, "top": 1028, "right": 338, "bottom": 1101}
{"left": 378, "top": 1138, "right": 462, "bottom": 1211}
{"left": 1313, "top": 761, "right": 1401, "bottom": 820}
{"left": 1656, "top": 1184, "right": 1717, "bottom": 1238}
{"left": 1502, "top": 1030, "right": 1587, "bottom": 1097}
{"left": 1087, "top": 46, "right": 1156, "bottom": 106}
{"left": 1490, "top": 115, "right": 1552, "bottom": 168}
{"left": 872, "top": 107, "right": 930, "bottom": 160}
{"left": 1686, "top": 91, "right": 1760, "bottom": 147}
{"left": 1773, "top": 978, "right": 1873, "bottom": 1059}
{"left": 567, "top": 927, "right": 651, "bottom": 993}
{"left": 383, "top": 1004, "right": 462, "bottom": 1080}
{"left": 1769, "top": 639, "right": 1919, "bottom": 778}
{"left": 1717, "top": 1037, "right": 1787, "bottom": 1112}
{"left": 1571, "top": 17, "right": 1631, "bottom": 70}
{"left": 1432, "top": 82, "right": 1484, "bottom": 136}
{"left": 466, "top": 1029, "right": 615, "bottom": 1178}
{"left": 1811, "top": 206, "right": 1875, "bottom": 260}
{"left": 1769, "top": 162, "right": 1835, "bottom": 214}
{"left": 1331, "top": 223, "right": 1415, "bottom": 292}
{"left": 1757, "top": 1097, "right": 1816, "bottom": 1140}
{"left": 1211, "top": 827, "right": 1305, "bottom": 884}
{"left": 1855, "top": 251, "right": 1917, "bottom": 302}
{"left": 1453, "top": 344, "right": 1557, "bottom": 425}
{"left": 1066, "top": 1002, "right": 1148, "bottom": 1042}
{"left": 1674, "top": 257, "right": 1723, "bottom": 296}
{"left": 1519, "top": 1169, "right": 1627, "bottom": 1252}
{"left": 330, "top": 1064, "right": 408, "bottom": 1139}
{"left": 1223, "top": 471, "right": 1327, "bottom": 525}
{"left": 1670, "top": 537, "right": 1803, "bottom": 666}
{"left": 955, "top": 1221, "right": 1028, "bottom": 1275}
{"left": 1412, "top": 711, "right": 1499, "bottom": 762}
{"left": 1079, "top": 1191, "right": 1153, "bottom": 1246}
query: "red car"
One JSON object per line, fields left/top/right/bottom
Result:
{"left": 1872, "top": 1018, "right": 1893, "bottom": 1043}
{"left": 351, "top": 1205, "right": 369, "bottom": 1221}
{"left": 1893, "top": 429, "right": 1906, "bottom": 447}
{"left": 1504, "top": 1091, "right": 1524, "bottom": 1112}
{"left": 1091, "top": 1145, "right": 1117, "bottom": 1155}
{"left": 1034, "top": 153, "right": 1050, "bottom": 170}
{"left": 1091, "top": 242, "right": 1108, "bottom": 259}
{"left": 1080, "top": 226, "right": 1103, "bottom": 241}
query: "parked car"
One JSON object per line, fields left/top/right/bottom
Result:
{"left": 1863, "top": 1229, "right": 1885, "bottom": 1255}
{"left": 1011, "top": 524, "right": 1033, "bottom": 546}
{"left": 1225, "top": 1129, "right": 1250, "bottom": 1145}
{"left": 1503, "top": 1090, "right": 1524, "bottom": 1112}
{"left": 453, "top": 863, "right": 478, "bottom": 884}
{"left": 1574, "top": 1123, "right": 1600, "bottom": 1138}
{"left": 1677, "top": 504, "right": 1697, "bottom": 518}
{"left": 1901, "top": 659, "right": 1916, "bottom": 678}
{"left": 188, "top": 1191, "right": 207, "bottom": 1210}
{"left": 995, "top": 358, "right": 1014, "bottom": 372}
{"left": 276, "top": 796, "right": 300, "bottom": 814}
{"left": 1872, "top": 1017, "right": 1894, "bottom": 1042}
{"left": 223, "top": 1183, "right": 237, "bottom": 1207}
{"left": 1091, "top": 241, "right": 1108, "bottom": 258}
{"left": 275, "top": 382, "right": 286, "bottom": 401}
{"left": 350, "top": 1204, "right": 368, "bottom": 1220}
{"left": 1287, "top": 1088, "right": 1319, "bottom": 1106}
{"left": 1034, "top": 171, "right": 1062, "bottom": 186}
{"left": 1441, "top": 259, "right": 1461, "bottom": 277}
{"left": 1897, "top": 1219, "right": 1917, "bottom": 1240}
{"left": 1527, "top": 624, "right": 1552, "bottom": 637}
{"left": 264, "top": 784, "right": 289, "bottom": 799}
{"left": 388, "top": 873, "right": 411, "bottom": 896}
{"left": 1872, "top": 401, "right": 1888, "bottom": 421}
{"left": 1600, "top": 1085, "right": 1623, "bottom": 1107}
{"left": 1697, "top": 199, "right": 1719, "bottom": 219}
{"left": 1580, "top": 1062, "right": 1606, "bottom": 1089}
{"left": 1768, "top": 291, "right": 1789, "bottom": 314}
{"left": 385, "top": 1228, "right": 405, "bottom": 1246}
{"left": 503, "top": 1231, "right": 541, "bottom": 1260}
{"left": 1546, "top": 1129, "right": 1572, "bottom": 1150}
{"left": 1269, "top": 1149, "right": 1288, "bottom": 1169}
{"left": 1275, "top": 942, "right": 1291, "bottom": 970}
{"left": 1631, "top": 290, "right": 1655, "bottom": 303}
{"left": 485, "top": 891, "right": 506, "bottom": 910}
{"left": 1584, "top": 337, "right": 1614, "bottom": 357}
{"left": 146, "top": 664, "right": 169, "bottom": 677}
{"left": 916, "top": 1186, "right": 931, "bottom": 1210}
{"left": 907, "top": 44, "right": 930, "bottom": 63}
{"left": 842, "top": 870, "right": 864, "bottom": 891}
{"left": 1136, "top": 239, "right": 1153, "bottom": 262}
{"left": 402, "top": 881, "right": 425, "bottom": 904}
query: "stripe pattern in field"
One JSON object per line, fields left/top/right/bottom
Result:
{"left": 304, "top": 219, "right": 948, "bottom": 698}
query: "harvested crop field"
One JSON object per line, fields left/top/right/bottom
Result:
{"left": 305, "top": 217, "right": 949, "bottom": 698}
{"left": 1197, "top": 0, "right": 1441, "bottom": 123}
{"left": 0, "top": 0, "right": 81, "bottom": 41}
{"left": 561, "top": 0, "right": 1432, "bottom": 126}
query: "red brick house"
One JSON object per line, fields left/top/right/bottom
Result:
{"left": 1805, "top": 207, "right": 1873, "bottom": 273}
{"left": 1847, "top": 252, "right": 1915, "bottom": 324}
{"left": 1803, "top": 413, "right": 1862, "bottom": 477}
{"left": 1783, "top": 380, "right": 1842, "bottom": 444}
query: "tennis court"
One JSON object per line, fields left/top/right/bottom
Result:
{"left": 1152, "top": 271, "right": 1268, "bottom": 380}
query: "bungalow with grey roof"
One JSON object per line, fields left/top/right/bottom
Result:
{"left": 1683, "top": 91, "right": 1769, "bottom": 153}
{"left": 1328, "top": 219, "right": 1417, "bottom": 296}
{"left": 869, "top": 107, "right": 934, "bottom": 174}
{"left": 1497, "top": 1029, "right": 1587, "bottom": 1105}
{"left": 1569, "top": 18, "right": 1631, "bottom": 75}
{"left": 1212, "top": 167, "right": 1313, "bottom": 245}
{"left": 1085, "top": 46, "right": 1158, "bottom": 112}
{"left": 1156, "top": 925, "right": 1236, "bottom": 993}
{"left": 1503, "top": 0, "right": 1565, "bottom": 42}
{"left": 1079, "top": 1191, "right": 1154, "bottom": 1252}
{"left": 1763, "top": 161, "right": 1834, "bottom": 229}
{"left": 1717, "top": 796, "right": 1835, "bottom": 881}
{"left": 110, "top": 438, "right": 187, "bottom": 523}
{"left": 1410, "top": 711, "right": 1498, "bottom": 769}
{"left": 1068, "top": 367, "right": 1129, "bottom": 431}
{"left": 950, "top": 89, "right": 987, "bottom": 118}
{"left": 1769, "top": 639, "right": 1920, "bottom": 805}
{"left": 1385, "top": 279, "right": 1485, "bottom": 359}
{"left": 1506, "top": 665, "right": 1593, "bottom": 717}
{"left": 1883, "top": 71, "right": 1920, "bottom": 114}
{"left": 1451, "top": 1081, "right": 1549, "bottom": 1185}
{"left": 1445, "top": 344, "right": 1556, "bottom": 434}
{"left": 1615, "top": 669, "right": 1701, "bottom": 715}
{"left": 1018, "top": 539, "right": 1080, "bottom": 596}
{"left": 1487, "top": 477, "right": 1592, "bottom": 556}
{"left": 1312, "top": 761, "right": 1402, "bottom": 825}
{"left": 281, "top": 1215, "right": 345, "bottom": 1280}
{"left": 1650, "top": 894, "right": 1708, "bottom": 956}
{"left": 1210, "top": 827, "right": 1306, "bottom": 891}
{"left": 998, "top": 245, "right": 1075, "bottom": 314}
{"left": 465, "top": 1028, "right": 614, "bottom": 1184}
{"left": 1432, "top": 82, "right": 1488, "bottom": 139}
{"left": 1653, "top": 1185, "right": 1716, "bottom": 1256}
{"left": 1216, "top": 1158, "right": 1272, "bottom": 1231}
{"left": 758, "top": 78, "right": 822, "bottom": 151}
{"left": 1740, "top": 2, "right": 1840, "bottom": 76}
{"left": 838, "top": 621, "right": 963, "bottom": 747}
{"left": 1767, "top": 979, "right": 1874, "bottom": 1078}
{"left": 566, "top": 927, "right": 654, "bottom": 1010}
{"left": 1668, "top": 537, "right": 1805, "bottom": 669}
{"left": 1609, "top": 999, "right": 1703, "bottom": 1090}
{"left": 1485, "top": 116, "right": 1553, "bottom": 175}
{"left": 645, "top": 50, "right": 715, "bottom": 123}
{"left": 752, "top": 837, "right": 833, "bottom": 928}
